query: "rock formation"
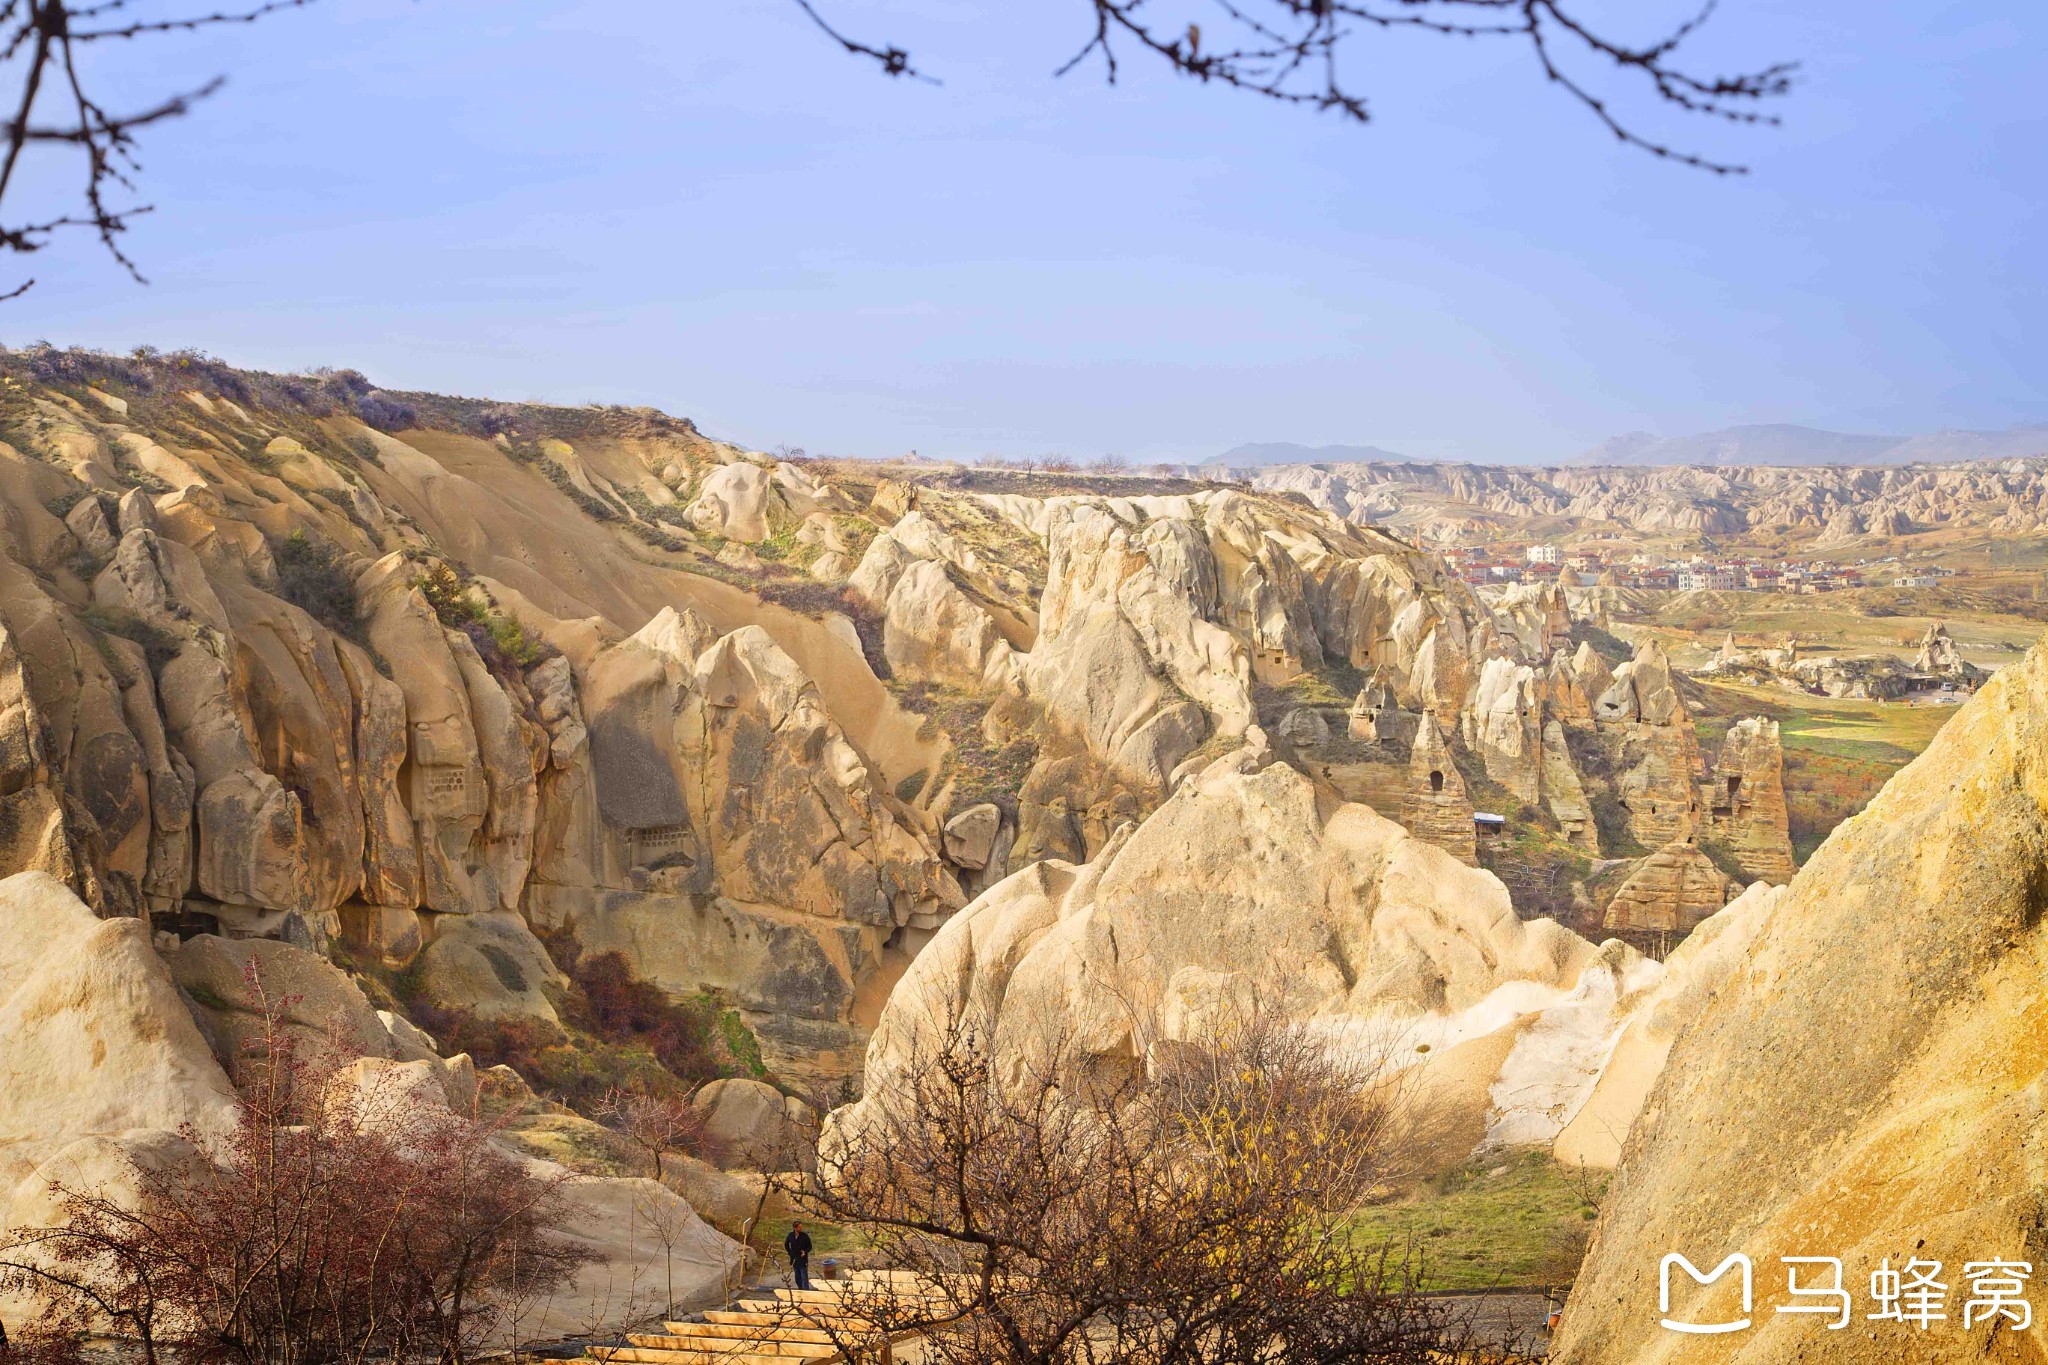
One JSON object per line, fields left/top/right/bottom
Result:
{"left": 844, "top": 742, "right": 1783, "bottom": 1187}
{"left": 1699, "top": 716, "right": 1796, "bottom": 882}
{"left": 1555, "top": 633, "right": 2048, "bottom": 1364}
{"left": 1347, "top": 684, "right": 1385, "bottom": 742}
{"left": 0, "top": 362, "right": 1002, "bottom": 1080}
{"left": 1600, "top": 839, "right": 1731, "bottom": 933}
{"left": 844, "top": 747, "right": 1597, "bottom": 1131}
{"left": 1405, "top": 711, "right": 1477, "bottom": 863}
{"left": 1540, "top": 720, "right": 1598, "bottom": 853}
{"left": 0, "top": 871, "right": 237, "bottom": 1191}
{"left": 1594, "top": 640, "right": 1702, "bottom": 848}
{"left": 1913, "top": 620, "right": 1988, "bottom": 687}
{"left": 0, "top": 876, "right": 741, "bottom": 1337}
{"left": 848, "top": 486, "right": 1522, "bottom": 866}
{"left": 1253, "top": 455, "right": 2048, "bottom": 545}
{"left": 690, "top": 1076, "right": 817, "bottom": 1171}
{"left": 1465, "top": 658, "right": 1544, "bottom": 803}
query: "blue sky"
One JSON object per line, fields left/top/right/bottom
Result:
{"left": 3, "top": 1, "right": 2043, "bottom": 462}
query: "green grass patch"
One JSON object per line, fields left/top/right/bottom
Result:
{"left": 1347, "top": 1151, "right": 1604, "bottom": 1291}
{"left": 754, "top": 1216, "right": 869, "bottom": 1260}
{"left": 1693, "top": 681, "right": 1957, "bottom": 861}
{"left": 717, "top": 1007, "right": 769, "bottom": 1079}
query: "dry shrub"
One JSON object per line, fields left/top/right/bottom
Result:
{"left": 0, "top": 962, "right": 589, "bottom": 1365}
{"left": 779, "top": 1011, "right": 1517, "bottom": 1363}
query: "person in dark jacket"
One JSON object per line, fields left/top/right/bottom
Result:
{"left": 784, "top": 1221, "right": 814, "bottom": 1291}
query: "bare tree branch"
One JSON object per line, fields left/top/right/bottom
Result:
{"left": 801, "top": 0, "right": 1795, "bottom": 174}
{"left": 0, "top": 0, "right": 313, "bottom": 297}
{"left": 788, "top": 0, "right": 935, "bottom": 83}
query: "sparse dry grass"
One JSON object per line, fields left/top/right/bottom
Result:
{"left": 1348, "top": 1151, "right": 1603, "bottom": 1292}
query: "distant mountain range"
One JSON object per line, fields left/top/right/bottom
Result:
{"left": 1574, "top": 422, "right": 2048, "bottom": 467}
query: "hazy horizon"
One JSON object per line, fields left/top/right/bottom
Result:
{"left": 3, "top": 2, "right": 2042, "bottom": 464}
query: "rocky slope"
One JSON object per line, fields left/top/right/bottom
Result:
{"left": 0, "top": 350, "right": 981, "bottom": 1078}
{"left": 1553, "top": 633, "right": 2048, "bottom": 1363}
{"left": 0, "top": 347, "right": 1817, "bottom": 1280}
{"left": 0, "top": 349, "right": 1625, "bottom": 1077}
{"left": 0, "top": 869, "right": 743, "bottom": 1336}
{"left": 1256, "top": 456, "right": 2048, "bottom": 545}
{"left": 840, "top": 742, "right": 1777, "bottom": 1177}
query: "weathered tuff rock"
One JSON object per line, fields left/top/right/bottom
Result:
{"left": 1699, "top": 716, "right": 1795, "bottom": 882}
{"left": 528, "top": 615, "right": 964, "bottom": 1073}
{"left": 685, "top": 461, "right": 773, "bottom": 542}
{"left": 1465, "top": 657, "right": 1544, "bottom": 803}
{"left": 1405, "top": 711, "right": 1477, "bottom": 864}
{"left": 1595, "top": 640, "right": 1702, "bottom": 848}
{"left": 413, "top": 912, "right": 567, "bottom": 1023}
{"left": 1914, "top": 619, "right": 1989, "bottom": 687}
{"left": 0, "top": 872, "right": 741, "bottom": 1334}
{"left": 1347, "top": 685, "right": 1383, "bottom": 741}
{"left": 1600, "top": 839, "right": 1731, "bottom": 933}
{"left": 941, "top": 801, "right": 1003, "bottom": 870}
{"left": 1540, "top": 720, "right": 1598, "bottom": 853}
{"left": 0, "top": 623, "right": 74, "bottom": 891}
{"left": 690, "top": 1076, "right": 817, "bottom": 1171}
{"left": 859, "top": 487, "right": 1523, "bottom": 865}
{"left": 1253, "top": 457, "right": 2048, "bottom": 546}
{"left": 1554, "top": 881, "right": 1782, "bottom": 1170}
{"left": 1276, "top": 705, "right": 1331, "bottom": 747}
{"left": 847, "top": 750, "right": 1595, "bottom": 1121}
{"left": 1554, "top": 636, "right": 2048, "bottom": 1364}
{"left": 0, "top": 871, "right": 236, "bottom": 1190}
{"left": 1710, "top": 642, "right": 1926, "bottom": 701}
{"left": 0, "top": 372, "right": 992, "bottom": 1089}
{"left": 842, "top": 745, "right": 1764, "bottom": 1180}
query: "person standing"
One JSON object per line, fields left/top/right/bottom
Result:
{"left": 784, "top": 1221, "right": 814, "bottom": 1291}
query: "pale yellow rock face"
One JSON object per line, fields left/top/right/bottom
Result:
{"left": 1597, "top": 640, "right": 1704, "bottom": 849}
{"left": 849, "top": 749, "right": 1594, "bottom": 1126}
{"left": 1700, "top": 715, "right": 1796, "bottom": 883}
{"left": 0, "top": 872, "right": 237, "bottom": 1191}
{"left": 1466, "top": 657, "right": 1544, "bottom": 803}
{"left": 0, "top": 870, "right": 734, "bottom": 1338}
{"left": 0, "top": 623, "right": 75, "bottom": 890}
{"left": 690, "top": 1076, "right": 816, "bottom": 1171}
{"left": 1554, "top": 635, "right": 2048, "bottom": 1364}
{"left": 413, "top": 911, "right": 566, "bottom": 1023}
{"left": 1554, "top": 881, "right": 1782, "bottom": 1170}
{"left": 1405, "top": 710, "right": 1477, "bottom": 864}
{"left": 1601, "top": 840, "right": 1731, "bottom": 933}
{"left": 686, "top": 461, "right": 772, "bottom": 542}
{"left": 1541, "top": 719, "right": 1599, "bottom": 852}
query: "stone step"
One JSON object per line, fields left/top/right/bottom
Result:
{"left": 765, "top": 1287, "right": 946, "bottom": 1306}
{"left": 705, "top": 1308, "right": 867, "bottom": 1328}
{"left": 642, "top": 1326, "right": 835, "bottom": 1346}
{"left": 591, "top": 1347, "right": 836, "bottom": 1365}
{"left": 634, "top": 1326, "right": 835, "bottom": 1350}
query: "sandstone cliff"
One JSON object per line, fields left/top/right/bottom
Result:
{"left": 6, "top": 350, "right": 1617, "bottom": 1086}
{"left": 0, "top": 353, "right": 974, "bottom": 1075}
{"left": 1554, "top": 634, "right": 2048, "bottom": 1363}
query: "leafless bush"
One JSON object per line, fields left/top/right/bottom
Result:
{"left": 0, "top": 962, "right": 590, "bottom": 1365}
{"left": 596, "top": 1086, "right": 719, "bottom": 1180}
{"left": 779, "top": 1012, "right": 1495, "bottom": 1363}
